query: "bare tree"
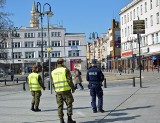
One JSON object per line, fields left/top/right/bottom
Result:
{"left": 0, "top": 0, "right": 13, "bottom": 61}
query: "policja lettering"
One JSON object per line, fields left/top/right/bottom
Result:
{"left": 89, "top": 72, "right": 97, "bottom": 75}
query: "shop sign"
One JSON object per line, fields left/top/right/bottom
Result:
{"left": 121, "top": 51, "right": 133, "bottom": 57}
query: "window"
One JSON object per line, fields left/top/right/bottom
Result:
{"left": 150, "top": 15, "right": 153, "bottom": 26}
{"left": 51, "top": 32, "right": 61, "bottom": 37}
{"left": 13, "top": 52, "right": 22, "bottom": 59}
{"left": 128, "top": 26, "right": 130, "bottom": 36}
{"left": 121, "top": 17, "right": 123, "bottom": 25}
{"left": 51, "top": 41, "right": 61, "bottom": 47}
{"left": 150, "top": 0, "right": 152, "bottom": 9}
{"left": 156, "top": 0, "right": 159, "bottom": 6}
{"left": 0, "top": 42, "right": 7, "bottom": 48}
{"left": 121, "top": 29, "right": 123, "bottom": 38}
{"left": 25, "top": 42, "right": 34, "bottom": 47}
{"left": 137, "top": 7, "right": 139, "bottom": 17}
{"left": 152, "top": 34, "right": 154, "bottom": 44}
{"left": 145, "top": 2, "right": 147, "bottom": 13}
{"left": 156, "top": 33, "right": 159, "bottom": 43}
{"left": 0, "top": 53, "right": 7, "bottom": 59}
{"left": 13, "top": 42, "right": 20, "bottom": 48}
{"left": 37, "top": 41, "right": 47, "bottom": 47}
{"left": 130, "top": 11, "right": 132, "bottom": 21}
{"left": 145, "top": 36, "right": 148, "bottom": 45}
{"left": 68, "top": 50, "right": 79, "bottom": 57}
{"left": 24, "top": 33, "right": 35, "bottom": 38}
{"left": 124, "top": 15, "right": 126, "bottom": 24}
{"left": 51, "top": 51, "right": 61, "bottom": 57}
{"left": 38, "top": 51, "right": 47, "bottom": 58}
{"left": 133, "top": 9, "right": 135, "bottom": 19}
{"left": 25, "top": 52, "right": 34, "bottom": 58}
{"left": 68, "top": 40, "right": 80, "bottom": 46}
{"left": 38, "top": 32, "right": 46, "bottom": 38}
{"left": 145, "top": 18, "right": 148, "bottom": 28}
{"left": 157, "top": 12, "right": 159, "bottom": 24}
{"left": 140, "top": 5, "right": 143, "bottom": 15}
{"left": 127, "top": 13, "right": 129, "bottom": 22}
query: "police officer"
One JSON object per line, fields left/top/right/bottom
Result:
{"left": 51, "top": 58, "right": 76, "bottom": 123}
{"left": 86, "top": 60, "right": 105, "bottom": 113}
{"left": 28, "top": 64, "right": 45, "bottom": 112}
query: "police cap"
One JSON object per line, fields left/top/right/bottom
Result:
{"left": 91, "top": 60, "right": 97, "bottom": 66}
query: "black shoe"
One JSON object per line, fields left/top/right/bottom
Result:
{"left": 35, "top": 106, "right": 41, "bottom": 112}
{"left": 60, "top": 118, "right": 65, "bottom": 123}
{"left": 98, "top": 109, "right": 105, "bottom": 113}
{"left": 31, "top": 108, "right": 35, "bottom": 111}
{"left": 93, "top": 109, "right": 97, "bottom": 113}
{"left": 31, "top": 104, "right": 35, "bottom": 111}
{"left": 67, "top": 116, "right": 76, "bottom": 123}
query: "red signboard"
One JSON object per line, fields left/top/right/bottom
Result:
{"left": 121, "top": 51, "right": 133, "bottom": 57}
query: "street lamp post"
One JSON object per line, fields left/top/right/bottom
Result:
{"left": 9, "top": 27, "right": 17, "bottom": 81}
{"left": 36, "top": 2, "right": 53, "bottom": 87}
{"left": 45, "top": 3, "right": 54, "bottom": 94}
{"left": 137, "top": 33, "right": 142, "bottom": 88}
{"left": 89, "top": 32, "right": 99, "bottom": 61}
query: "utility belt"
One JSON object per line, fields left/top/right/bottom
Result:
{"left": 88, "top": 83, "right": 102, "bottom": 89}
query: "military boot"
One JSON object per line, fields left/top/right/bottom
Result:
{"left": 31, "top": 104, "right": 35, "bottom": 111}
{"left": 60, "top": 118, "right": 65, "bottom": 123}
{"left": 67, "top": 116, "right": 76, "bottom": 123}
{"left": 35, "top": 106, "right": 41, "bottom": 112}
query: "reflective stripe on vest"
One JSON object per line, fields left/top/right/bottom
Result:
{"left": 52, "top": 67, "right": 71, "bottom": 92}
{"left": 28, "top": 73, "right": 41, "bottom": 91}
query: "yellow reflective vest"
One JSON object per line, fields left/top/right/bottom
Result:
{"left": 28, "top": 73, "right": 42, "bottom": 91}
{"left": 52, "top": 67, "right": 71, "bottom": 92}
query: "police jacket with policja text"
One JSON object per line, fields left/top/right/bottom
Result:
{"left": 86, "top": 66, "right": 104, "bottom": 85}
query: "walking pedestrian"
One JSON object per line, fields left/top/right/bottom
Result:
{"left": 28, "top": 64, "right": 46, "bottom": 112}
{"left": 118, "top": 65, "right": 123, "bottom": 75}
{"left": 51, "top": 58, "right": 76, "bottom": 123}
{"left": 10, "top": 70, "right": 14, "bottom": 81}
{"left": 73, "top": 68, "right": 84, "bottom": 90}
{"left": 86, "top": 60, "right": 105, "bottom": 113}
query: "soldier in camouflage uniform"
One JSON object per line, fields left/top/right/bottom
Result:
{"left": 28, "top": 65, "right": 45, "bottom": 112}
{"left": 51, "top": 58, "right": 76, "bottom": 123}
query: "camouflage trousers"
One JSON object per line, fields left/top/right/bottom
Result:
{"left": 56, "top": 90, "right": 74, "bottom": 118}
{"left": 31, "top": 91, "right": 42, "bottom": 106}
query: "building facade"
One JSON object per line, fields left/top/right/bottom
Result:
{"left": 86, "top": 19, "right": 121, "bottom": 71}
{"left": 120, "top": 0, "right": 160, "bottom": 72}
{"left": 0, "top": 2, "right": 86, "bottom": 74}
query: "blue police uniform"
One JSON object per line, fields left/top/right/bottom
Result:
{"left": 86, "top": 64, "right": 104, "bottom": 113}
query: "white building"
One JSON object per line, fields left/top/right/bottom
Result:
{"left": 0, "top": 2, "right": 86, "bottom": 74}
{"left": 120, "top": 0, "right": 160, "bottom": 71}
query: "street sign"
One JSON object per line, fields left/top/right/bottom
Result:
{"left": 133, "top": 20, "right": 145, "bottom": 34}
{"left": 152, "top": 56, "right": 157, "bottom": 61}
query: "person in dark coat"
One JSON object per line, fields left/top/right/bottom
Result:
{"left": 86, "top": 60, "right": 105, "bottom": 113}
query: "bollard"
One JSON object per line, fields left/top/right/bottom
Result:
{"left": 23, "top": 82, "right": 26, "bottom": 91}
{"left": 17, "top": 78, "right": 18, "bottom": 83}
{"left": 133, "top": 77, "right": 135, "bottom": 87}
{"left": 5, "top": 79, "right": 6, "bottom": 85}
{"left": 48, "top": 81, "right": 50, "bottom": 90}
{"left": 103, "top": 78, "right": 107, "bottom": 88}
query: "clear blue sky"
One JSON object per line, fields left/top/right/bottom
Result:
{"left": 5, "top": 0, "right": 131, "bottom": 41}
